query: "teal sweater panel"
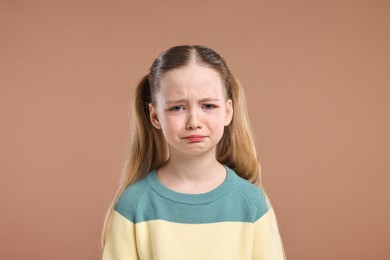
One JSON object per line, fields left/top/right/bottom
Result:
{"left": 115, "top": 166, "right": 270, "bottom": 225}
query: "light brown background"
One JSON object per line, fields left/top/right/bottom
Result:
{"left": 1, "top": 0, "right": 389, "bottom": 259}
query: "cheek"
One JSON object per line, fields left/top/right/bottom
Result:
{"left": 207, "top": 115, "right": 225, "bottom": 132}
{"left": 160, "top": 115, "right": 183, "bottom": 134}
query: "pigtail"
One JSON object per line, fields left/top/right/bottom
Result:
{"left": 130, "top": 75, "right": 168, "bottom": 182}
{"left": 101, "top": 75, "right": 168, "bottom": 247}
{"left": 217, "top": 72, "right": 261, "bottom": 186}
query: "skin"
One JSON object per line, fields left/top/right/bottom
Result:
{"left": 149, "top": 63, "right": 233, "bottom": 194}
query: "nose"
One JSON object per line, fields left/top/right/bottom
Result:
{"left": 186, "top": 109, "right": 202, "bottom": 130}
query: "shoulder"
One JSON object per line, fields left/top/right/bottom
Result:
{"left": 234, "top": 172, "right": 270, "bottom": 221}
{"left": 114, "top": 176, "right": 150, "bottom": 222}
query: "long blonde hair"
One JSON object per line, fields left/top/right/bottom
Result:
{"left": 101, "top": 45, "right": 261, "bottom": 246}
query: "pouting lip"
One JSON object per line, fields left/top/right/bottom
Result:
{"left": 182, "top": 134, "right": 207, "bottom": 139}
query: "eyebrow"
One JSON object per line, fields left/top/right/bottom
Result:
{"left": 165, "top": 98, "right": 221, "bottom": 104}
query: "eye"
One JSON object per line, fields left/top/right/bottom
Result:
{"left": 168, "top": 106, "right": 185, "bottom": 111}
{"left": 202, "top": 104, "right": 217, "bottom": 110}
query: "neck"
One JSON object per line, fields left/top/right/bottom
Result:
{"left": 156, "top": 148, "right": 227, "bottom": 193}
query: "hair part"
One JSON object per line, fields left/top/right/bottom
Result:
{"left": 101, "top": 45, "right": 261, "bottom": 246}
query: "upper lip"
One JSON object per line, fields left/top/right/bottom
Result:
{"left": 183, "top": 134, "right": 206, "bottom": 139}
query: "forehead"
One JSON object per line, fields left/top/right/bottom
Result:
{"left": 158, "top": 64, "right": 225, "bottom": 99}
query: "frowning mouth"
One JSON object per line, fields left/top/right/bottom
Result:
{"left": 182, "top": 135, "right": 207, "bottom": 142}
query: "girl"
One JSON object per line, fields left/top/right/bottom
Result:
{"left": 102, "top": 45, "right": 285, "bottom": 259}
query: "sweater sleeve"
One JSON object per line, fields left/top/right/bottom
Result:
{"left": 253, "top": 207, "right": 285, "bottom": 260}
{"left": 102, "top": 210, "right": 139, "bottom": 260}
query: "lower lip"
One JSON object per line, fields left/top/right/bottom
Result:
{"left": 185, "top": 137, "right": 205, "bottom": 142}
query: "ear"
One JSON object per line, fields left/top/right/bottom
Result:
{"left": 224, "top": 99, "right": 233, "bottom": 126}
{"left": 149, "top": 103, "right": 162, "bottom": 129}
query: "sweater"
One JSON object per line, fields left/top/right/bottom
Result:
{"left": 103, "top": 165, "right": 285, "bottom": 260}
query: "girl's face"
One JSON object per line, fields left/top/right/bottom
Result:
{"left": 149, "top": 63, "right": 233, "bottom": 158}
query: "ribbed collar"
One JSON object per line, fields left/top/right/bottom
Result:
{"left": 146, "top": 165, "right": 237, "bottom": 204}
